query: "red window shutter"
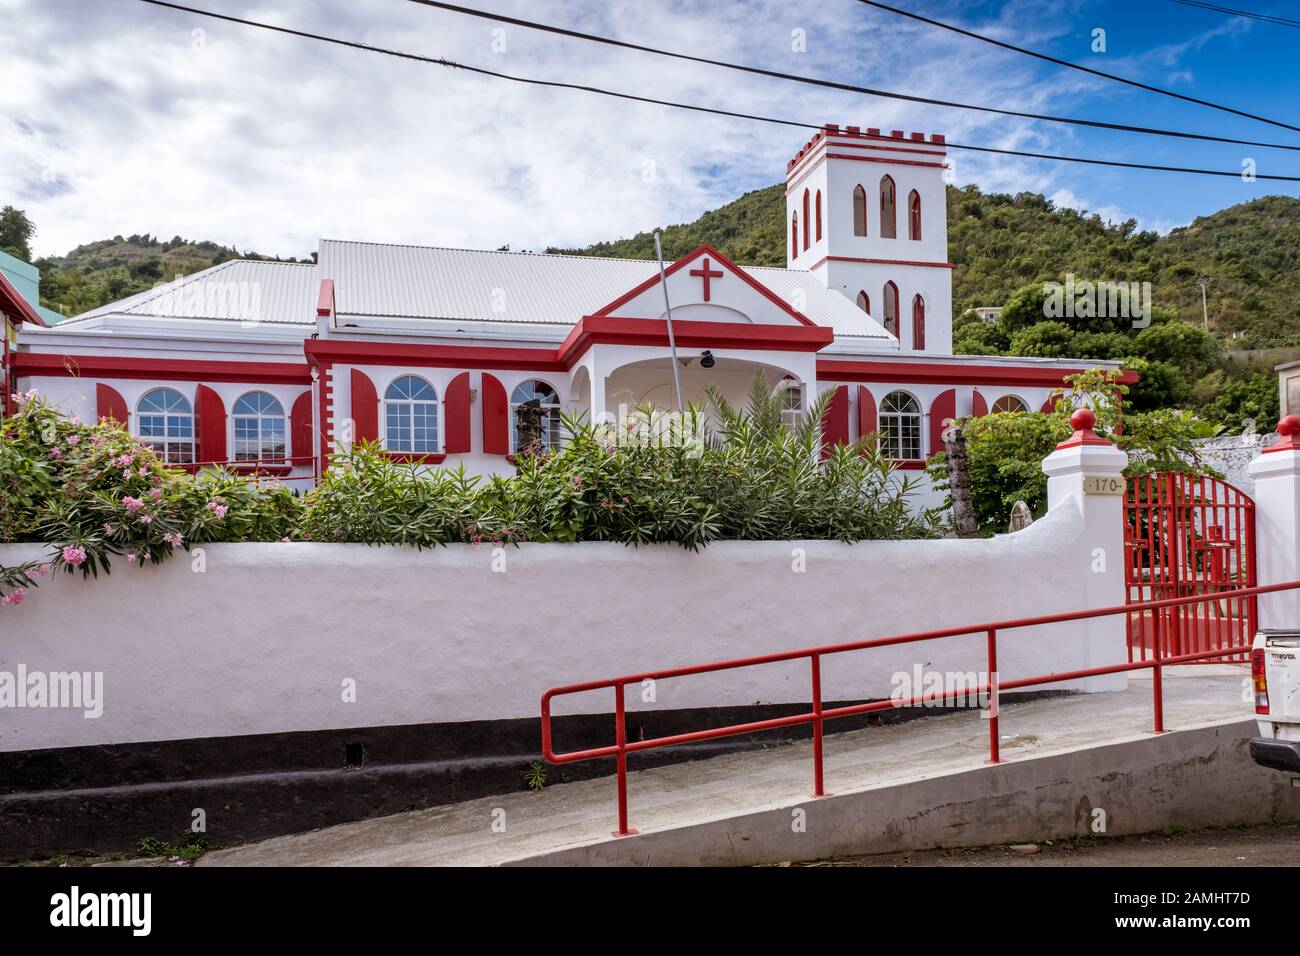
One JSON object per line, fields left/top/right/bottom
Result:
{"left": 857, "top": 386, "right": 877, "bottom": 439}
{"left": 351, "top": 369, "right": 379, "bottom": 443}
{"left": 820, "top": 385, "right": 850, "bottom": 459}
{"left": 929, "top": 388, "right": 957, "bottom": 455}
{"left": 444, "top": 372, "right": 471, "bottom": 454}
{"left": 194, "top": 384, "right": 227, "bottom": 467}
{"left": 290, "top": 389, "right": 313, "bottom": 466}
{"left": 482, "top": 372, "right": 510, "bottom": 455}
{"left": 1041, "top": 395, "right": 1059, "bottom": 413}
{"left": 971, "top": 389, "right": 989, "bottom": 418}
{"left": 96, "top": 383, "right": 128, "bottom": 426}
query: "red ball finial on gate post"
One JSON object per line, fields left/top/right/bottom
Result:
{"left": 1056, "top": 407, "right": 1112, "bottom": 449}
{"left": 1264, "top": 415, "right": 1300, "bottom": 453}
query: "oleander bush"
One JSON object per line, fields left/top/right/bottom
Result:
{"left": 0, "top": 375, "right": 939, "bottom": 607}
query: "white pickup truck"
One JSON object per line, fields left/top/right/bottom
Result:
{"left": 1251, "top": 630, "right": 1300, "bottom": 775}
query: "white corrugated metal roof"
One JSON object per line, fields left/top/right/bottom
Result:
{"left": 318, "top": 239, "right": 890, "bottom": 339}
{"left": 71, "top": 260, "right": 316, "bottom": 325}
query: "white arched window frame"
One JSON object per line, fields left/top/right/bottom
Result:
{"left": 137, "top": 387, "right": 194, "bottom": 464}
{"left": 383, "top": 375, "right": 440, "bottom": 454}
{"left": 779, "top": 381, "right": 803, "bottom": 430}
{"left": 511, "top": 379, "right": 563, "bottom": 453}
{"left": 231, "top": 391, "right": 287, "bottom": 462}
{"left": 991, "top": 395, "right": 1028, "bottom": 414}
{"left": 880, "top": 390, "right": 922, "bottom": 460}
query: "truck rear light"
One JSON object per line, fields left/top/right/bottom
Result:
{"left": 1252, "top": 647, "right": 1270, "bottom": 715}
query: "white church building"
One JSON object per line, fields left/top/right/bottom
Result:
{"left": 4, "top": 124, "right": 1129, "bottom": 500}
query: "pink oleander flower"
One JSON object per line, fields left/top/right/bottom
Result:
{"left": 50, "top": 447, "right": 63, "bottom": 459}
{"left": 103, "top": 523, "right": 115, "bottom": 535}
{"left": 138, "top": 515, "right": 153, "bottom": 525}
{"left": 69, "top": 415, "right": 81, "bottom": 426}
{"left": 207, "top": 503, "right": 228, "bottom": 518}
{"left": 2, "top": 589, "right": 25, "bottom": 607}
{"left": 62, "top": 546, "right": 87, "bottom": 566}
{"left": 122, "top": 469, "right": 133, "bottom": 479}
{"left": 163, "top": 532, "right": 183, "bottom": 546}
{"left": 149, "top": 487, "right": 162, "bottom": 500}
{"left": 25, "top": 568, "right": 40, "bottom": 580}
{"left": 122, "top": 496, "right": 144, "bottom": 511}
{"left": 66, "top": 434, "right": 80, "bottom": 446}
{"left": 127, "top": 553, "right": 138, "bottom": 563}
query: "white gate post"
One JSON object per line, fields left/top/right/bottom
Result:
{"left": 1248, "top": 416, "right": 1300, "bottom": 630}
{"left": 1041, "top": 408, "right": 1130, "bottom": 691}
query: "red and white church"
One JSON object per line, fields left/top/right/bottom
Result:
{"left": 3, "top": 124, "right": 1127, "bottom": 504}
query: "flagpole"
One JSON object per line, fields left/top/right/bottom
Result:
{"left": 653, "top": 230, "right": 686, "bottom": 413}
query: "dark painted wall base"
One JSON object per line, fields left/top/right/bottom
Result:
{"left": 1, "top": 692, "right": 1067, "bottom": 861}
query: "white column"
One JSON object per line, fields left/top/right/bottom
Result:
{"left": 1041, "top": 408, "right": 1130, "bottom": 691}
{"left": 1248, "top": 417, "right": 1300, "bottom": 630}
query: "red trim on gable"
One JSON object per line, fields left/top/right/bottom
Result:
{"left": 305, "top": 338, "right": 563, "bottom": 372}
{"left": 316, "top": 279, "right": 335, "bottom": 317}
{"left": 13, "top": 353, "right": 312, "bottom": 385}
{"left": 559, "top": 315, "right": 832, "bottom": 366}
{"left": 0, "top": 271, "right": 47, "bottom": 327}
{"left": 807, "top": 255, "right": 954, "bottom": 271}
{"left": 96, "top": 383, "right": 129, "bottom": 426}
{"left": 817, "top": 359, "right": 1137, "bottom": 389}
{"left": 350, "top": 368, "right": 379, "bottom": 443}
{"left": 444, "top": 371, "right": 471, "bottom": 454}
{"left": 591, "top": 243, "right": 816, "bottom": 328}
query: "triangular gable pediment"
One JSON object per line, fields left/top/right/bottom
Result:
{"left": 593, "top": 245, "right": 814, "bottom": 328}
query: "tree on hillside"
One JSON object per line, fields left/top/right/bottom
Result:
{"left": 0, "top": 206, "right": 35, "bottom": 261}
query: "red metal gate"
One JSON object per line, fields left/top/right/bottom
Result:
{"left": 1124, "top": 472, "right": 1256, "bottom": 663}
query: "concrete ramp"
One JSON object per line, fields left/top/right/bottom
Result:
{"left": 196, "top": 667, "right": 1300, "bottom": 867}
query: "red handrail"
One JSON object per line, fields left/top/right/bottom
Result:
{"left": 541, "top": 579, "right": 1300, "bottom": 836}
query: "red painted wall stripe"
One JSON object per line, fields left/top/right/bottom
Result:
{"left": 444, "top": 371, "right": 471, "bottom": 454}
{"left": 482, "top": 372, "right": 510, "bottom": 455}
{"left": 351, "top": 368, "right": 379, "bottom": 443}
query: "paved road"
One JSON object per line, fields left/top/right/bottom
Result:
{"left": 794, "top": 822, "right": 1300, "bottom": 867}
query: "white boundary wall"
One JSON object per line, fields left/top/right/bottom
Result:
{"left": 0, "top": 491, "right": 1125, "bottom": 753}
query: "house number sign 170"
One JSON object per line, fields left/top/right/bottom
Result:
{"left": 1082, "top": 475, "right": 1125, "bottom": 496}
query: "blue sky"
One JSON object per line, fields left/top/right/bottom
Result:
{"left": 1, "top": 0, "right": 1295, "bottom": 257}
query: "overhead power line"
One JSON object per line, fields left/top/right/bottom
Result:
{"left": 855, "top": 0, "right": 1300, "bottom": 133}
{"left": 131, "top": 0, "right": 1300, "bottom": 182}
{"left": 1167, "top": 0, "right": 1300, "bottom": 29}
{"left": 399, "top": 0, "right": 1300, "bottom": 152}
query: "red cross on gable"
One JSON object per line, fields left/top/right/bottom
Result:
{"left": 689, "top": 257, "right": 724, "bottom": 302}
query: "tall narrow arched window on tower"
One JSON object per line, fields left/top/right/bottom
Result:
{"left": 908, "top": 190, "right": 922, "bottom": 241}
{"left": 882, "top": 282, "right": 899, "bottom": 337}
{"left": 912, "top": 294, "right": 926, "bottom": 350}
{"left": 791, "top": 213, "right": 799, "bottom": 258}
{"left": 880, "top": 176, "right": 897, "bottom": 239}
{"left": 802, "top": 189, "right": 811, "bottom": 248}
{"left": 815, "top": 189, "right": 823, "bottom": 241}
{"left": 852, "top": 185, "right": 867, "bottom": 236}
{"left": 855, "top": 290, "right": 870, "bottom": 314}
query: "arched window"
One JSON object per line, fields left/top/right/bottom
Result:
{"left": 383, "top": 375, "right": 439, "bottom": 453}
{"left": 232, "top": 391, "right": 286, "bottom": 462}
{"left": 880, "top": 391, "right": 922, "bottom": 460}
{"left": 991, "top": 395, "right": 1028, "bottom": 414}
{"left": 791, "top": 213, "right": 799, "bottom": 258}
{"left": 780, "top": 382, "right": 803, "bottom": 430}
{"left": 852, "top": 185, "right": 867, "bottom": 236}
{"left": 880, "top": 176, "right": 897, "bottom": 239}
{"left": 802, "top": 189, "right": 811, "bottom": 248}
{"left": 815, "top": 190, "right": 823, "bottom": 241}
{"left": 882, "top": 281, "right": 899, "bottom": 337}
{"left": 512, "top": 380, "right": 562, "bottom": 453}
{"left": 137, "top": 387, "right": 194, "bottom": 464}
{"left": 911, "top": 294, "right": 926, "bottom": 351}
{"left": 908, "top": 190, "right": 922, "bottom": 240}
{"left": 855, "top": 290, "right": 870, "bottom": 314}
